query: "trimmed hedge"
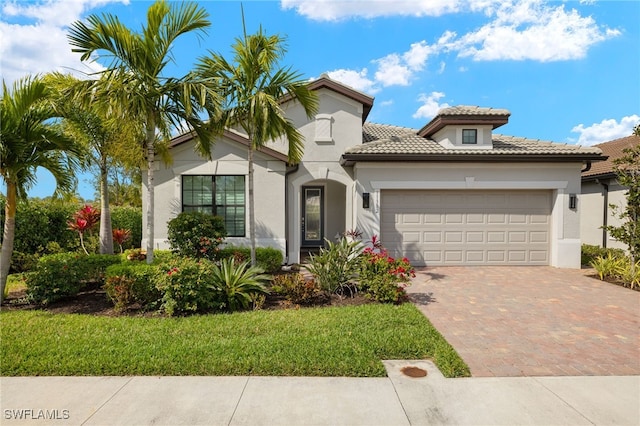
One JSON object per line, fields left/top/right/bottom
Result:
{"left": 26, "top": 253, "right": 121, "bottom": 305}
{"left": 218, "top": 246, "right": 283, "bottom": 274}
{"left": 581, "top": 244, "right": 625, "bottom": 266}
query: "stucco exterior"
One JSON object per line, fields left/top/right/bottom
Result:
{"left": 144, "top": 75, "right": 603, "bottom": 269}
{"left": 580, "top": 178, "right": 628, "bottom": 250}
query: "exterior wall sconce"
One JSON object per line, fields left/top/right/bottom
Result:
{"left": 363, "top": 192, "right": 370, "bottom": 209}
{"left": 569, "top": 194, "right": 577, "bottom": 210}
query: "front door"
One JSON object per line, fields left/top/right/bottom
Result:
{"left": 301, "top": 186, "right": 324, "bottom": 247}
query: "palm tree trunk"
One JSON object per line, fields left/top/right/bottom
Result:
{"left": 0, "top": 182, "right": 18, "bottom": 304}
{"left": 248, "top": 145, "right": 256, "bottom": 266}
{"left": 145, "top": 111, "right": 155, "bottom": 264}
{"left": 99, "top": 157, "right": 114, "bottom": 254}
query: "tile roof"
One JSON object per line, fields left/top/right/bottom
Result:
{"left": 437, "top": 105, "right": 511, "bottom": 117}
{"left": 582, "top": 135, "right": 640, "bottom": 178}
{"left": 343, "top": 123, "right": 604, "bottom": 161}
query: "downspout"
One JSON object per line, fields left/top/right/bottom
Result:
{"left": 284, "top": 164, "right": 299, "bottom": 264}
{"left": 600, "top": 180, "right": 609, "bottom": 248}
{"left": 581, "top": 161, "right": 592, "bottom": 173}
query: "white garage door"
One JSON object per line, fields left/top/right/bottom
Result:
{"left": 381, "top": 190, "right": 551, "bottom": 266}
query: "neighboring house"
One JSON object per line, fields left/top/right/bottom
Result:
{"left": 144, "top": 75, "right": 604, "bottom": 269}
{"left": 580, "top": 135, "right": 640, "bottom": 250}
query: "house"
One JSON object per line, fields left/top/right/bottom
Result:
{"left": 580, "top": 135, "right": 640, "bottom": 250}
{"left": 144, "top": 75, "right": 604, "bottom": 268}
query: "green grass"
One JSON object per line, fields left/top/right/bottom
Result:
{"left": 0, "top": 304, "right": 469, "bottom": 378}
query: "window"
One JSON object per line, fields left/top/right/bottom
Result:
{"left": 182, "top": 175, "right": 245, "bottom": 237}
{"left": 462, "top": 129, "right": 477, "bottom": 144}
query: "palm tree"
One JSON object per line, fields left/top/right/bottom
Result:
{"left": 196, "top": 28, "right": 318, "bottom": 265}
{"left": 67, "top": 0, "right": 220, "bottom": 263}
{"left": 47, "top": 73, "right": 143, "bottom": 255}
{"left": 0, "top": 76, "right": 80, "bottom": 303}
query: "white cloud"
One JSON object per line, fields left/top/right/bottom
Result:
{"left": 326, "top": 68, "right": 379, "bottom": 93}
{"left": 413, "top": 92, "right": 450, "bottom": 120}
{"left": 444, "top": 0, "right": 620, "bottom": 61}
{"left": 374, "top": 54, "right": 412, "bottom": 87}
{"left": 280, "top": 0, "right": 466, "bottom": 21}
{"left": 0, "top": 0, "right": 128, "bottom": 85}
{"left": 571, "top": 115, "right": 640, "bottom": 146}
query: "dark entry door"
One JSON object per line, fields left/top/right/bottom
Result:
{"left": 301, "top": 186, "right": 324, "bottom": 246}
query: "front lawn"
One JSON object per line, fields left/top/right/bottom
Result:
{"left": 0, "top": 303, "right": 469, "bottom": 378}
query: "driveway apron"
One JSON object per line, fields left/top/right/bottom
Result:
{"left": 409, "top": 266, "right": 640, "bottom": 377}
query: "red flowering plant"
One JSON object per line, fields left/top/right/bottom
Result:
{"left": 358, "top": 234, "right": 415, "bottom": 304}
{"left": 67, "top": 205, "right": 100, "bottom": 255}
{"left": 112, "top": 228, "right": 132, "bottom": 253}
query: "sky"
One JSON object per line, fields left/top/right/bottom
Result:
{"left": 1, "top": 0, "right": 639, "bottom": 200}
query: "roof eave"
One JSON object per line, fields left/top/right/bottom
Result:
{"left": 169, "top": 129, "right": 289, "bottom": 163}
{"left": 418, "top": 115, "right": 510, "bottom": 138}
{"left": 341, "top": 153, "right": 605, "bottom": 166}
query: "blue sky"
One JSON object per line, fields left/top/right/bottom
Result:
{"left": 1, "top": 0, "right": 639, "bottom": 200}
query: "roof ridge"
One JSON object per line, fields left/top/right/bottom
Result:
{"left": 364, "top": 122, "right": 420, "bottom": 132}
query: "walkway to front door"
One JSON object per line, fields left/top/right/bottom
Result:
{"left": 409, "top": 266, "right": 640, "bottom": 377}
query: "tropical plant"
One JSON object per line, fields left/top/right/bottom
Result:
{"left": 306, "top": 237, "right": 363, "bottom": 294}
{"left": 0, "top": 76, "right": 81, "bottom": 303}
{"left": 67, "top": 0, "right": 221, "bottom": 264}
{"left": 590, "top": 252, "right": 625, "bottom": 281}
{"left": 210, "top": 257, "right": 271, "bottom": 312}
{"left": 67, "top": 205, "right": 100, "bottom": 255}
{"left": 47, "top": 73, "right": 143, "bottom": 254}
{"left": 112, "top": 228, "right": 131, "bottom": 254}
{"left": 196, "top": 25, "right": 318, "bottom": 266}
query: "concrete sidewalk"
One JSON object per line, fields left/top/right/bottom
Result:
{"left": 2, "top": 361, "right": 638, "bottom": 425}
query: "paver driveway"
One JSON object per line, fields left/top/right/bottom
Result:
{"left": 409, "top": 266, "right": 640, "bottom": 377}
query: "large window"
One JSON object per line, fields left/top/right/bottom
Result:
{"left": 182, "top": 175, "right": 245, "bottom": 237}
{"left": 462, "top": 129, "right": 478, "bottom": 144}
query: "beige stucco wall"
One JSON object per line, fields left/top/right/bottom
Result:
{"left": 353, "top": 162, "right": 584, "bottom": 268}
{"left": 142, "top": 136, "right": 286, "bottom": 252}
{"left": 580, "top": 179, "right": 628, "bottom": 250}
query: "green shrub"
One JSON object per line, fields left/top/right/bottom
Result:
{"left": 210, "top": 258, "right": 271, "bottom": 312}
{"left": 271, "top": 273, "right": 324, "bottom": 305}
{"left": 167, "top": 212, "right": 226, "bottom": 260}
{"left": 25, "top": 253, "right": 121, "bottom": 304}
{"left": 359, "top": 247, "right": 414, "bottom": 304}
{"left": 9, "top": 251, "right": 39, "bottom": 273}
{"left": 104, "top": 263, "right": 161, "bottom": 311}
{"left": 218, "top": 246, "right": 283, "bottom": 274}
{"left": 306, "top": 238, "right": 363, "bottom": 294}
{"left": 155, "top": 257, "right": 224, "bottom": 316}
{"left": 581, "top": 244, "right": 625, "bottom": 266}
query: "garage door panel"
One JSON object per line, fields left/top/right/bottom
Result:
{"left": 423, "top": 231, "right": 442, "bottom": 243}
{"left": 466, "top": 231, "right": 484, "bottom": 243}
{"left": 381, "top": 190, "right": 551, "bottom": 266}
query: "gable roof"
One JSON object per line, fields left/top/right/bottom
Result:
{"left": 418, "top": 106, "right": 511, "bottom": 138}
{"left": 169, "top": 129, "right": 289, "bottom": 162}
{"left": 341, "top": 122, "right": 604, "bottom": 165}
{"left": 306, "top": 74, "right": 374, "bottom": 123}
{"left": 582, "top": 134, "right": 640, "bottom": 180}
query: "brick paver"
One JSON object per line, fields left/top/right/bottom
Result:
{"left": 409, "top": 266, "right": 640, "bottom": 377}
